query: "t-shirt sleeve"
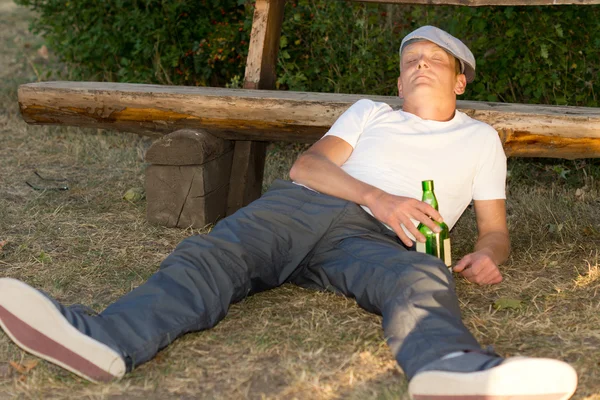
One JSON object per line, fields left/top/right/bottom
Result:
{"left": 323, "top": 99, "right": 378, "bottom": 148}
{"left": 472, "top": 126, "right": 507, "bottom": 200}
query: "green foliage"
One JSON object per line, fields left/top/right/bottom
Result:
{"left": 276, "top": 1, "right": 400, "bottom": 94}
{"left": 277, "top": 2, "right": 600, "bottom": 106}
{"left": 436, "top": 6, "right": 600, "bottom": 106}
{"left": 14, "top": 0, "right": 251, "bottom": 86}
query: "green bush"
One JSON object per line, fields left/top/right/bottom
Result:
{"left": 15, "top": 0, "right": 251, "bottom": 86}
{"left": 274, "top": 1, "right": 400, "bottom": 94}
{"left": 277, "top": 2, "right": 600, "bottom": 106}
{"left": 437, "top": 6, "right": 600, "bottom": 106}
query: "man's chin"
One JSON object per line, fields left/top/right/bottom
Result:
{"left": 406, "top": 84, "right": 440, "bottom": 96}
{"left": 403, "top": 88, "right": 454, "bottom": 107}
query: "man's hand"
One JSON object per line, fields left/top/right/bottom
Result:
{"left": 452, "top": 249, "right": 503, "bottom": 285}
{"left": 453, "top": 199, "right": 510, "bottom": 286}
{"left": 366, "top": 191, "right": 443, "bottom": 247}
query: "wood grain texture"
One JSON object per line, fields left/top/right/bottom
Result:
{"left": 18, "top": 81, "right": 600, "bottom": 159}
{"left": 243, "top": 0, "right": 285, "bottom": 90}
{"left": 226, "top": 141, "right": 268, "bottom": 215}
{"left": 145, "top": 130, "right": 233, "bottom": 228}
{"left": 144, "top": 129, "right": 233, "bottom": 166}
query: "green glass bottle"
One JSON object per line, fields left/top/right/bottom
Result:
{"left": 415, "top": 180, "right": 452, "bottom": 267}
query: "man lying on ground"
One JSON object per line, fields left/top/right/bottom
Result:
{"left": 0, "top": 25, "right": 578, "bottom": 400}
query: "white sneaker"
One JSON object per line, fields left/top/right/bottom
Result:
{"left": 408, "top": 356, "right": 577, "bottom": 400}
{"left": 0, "top": 278, "right": 126, "bottom": 383}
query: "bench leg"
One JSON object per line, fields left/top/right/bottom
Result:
{"left": 144, "top": 129, "right": 233, "bottom": 228}
{"left": 226, "top": 140, "right": 267, "bottom": 216}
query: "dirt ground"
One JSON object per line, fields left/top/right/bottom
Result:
{"left": 1, "top": 1, "right": 600, "bottom": 399}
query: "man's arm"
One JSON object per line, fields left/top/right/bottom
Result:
{"left": 289, "top": 136, "right": 370, "bottom": 205}
{"left": 289, "top": 135, "right": 443, "bottom": 246}
{"left": 452, "top": 199, "right": 510, "bottom": 285}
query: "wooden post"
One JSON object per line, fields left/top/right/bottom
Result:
{"left": 227, "top": 0, "right": 286, "bottom": 216}
{"left": 145, "top": 129, "right": 233, "bottom": 228}
{"left": 243, "top": 0, "right": 286, "bottom": 91}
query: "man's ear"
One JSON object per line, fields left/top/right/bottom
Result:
{"left": 454, "top": 74, "right": 467, "bottom": 95}
{"left": 397, "top": 76, "right": 404, "bottom": 98}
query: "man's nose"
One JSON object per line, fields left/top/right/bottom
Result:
{"left": 417, "top": 57, "right": 429, "bottom": 69}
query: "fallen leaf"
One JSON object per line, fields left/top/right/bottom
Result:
{"left": 0, "top": 240, "right": 6, "bottom": 252}
{"left": 9, "top": 359, "right": 39, "bottom": 374}
{"left": 23, "top": 359, "right": 39, "bottom": 372}
{"left": 493, "top": 298, "right": 523, "bottom": 310}
{"left": 9, "top": 361, "right": 26, "bottom": 374}
{"left": 123, "top": 187, "right": 145, "bottom": 202}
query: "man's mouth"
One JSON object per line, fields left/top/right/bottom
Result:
{"left": 414, "top": 74, "right": 431, "bottom": 81}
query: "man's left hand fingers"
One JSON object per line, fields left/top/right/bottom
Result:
{"left": 459, "top": 262, "right": 484, "bottom": 280}
{"left": 452, "top": 255, "right": 471, "bottom": 272}
{"left": 462, "top": 263, "right": 501, "bottom": 285}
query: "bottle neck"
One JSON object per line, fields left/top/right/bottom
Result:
{"left": 421, "top": 190, "right": 439, "bottom": 210}
{"left": 422, "top": 180, "right": 434, "bottom": 192}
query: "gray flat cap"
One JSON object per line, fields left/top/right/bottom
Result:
{"left": 399, "top": 25, "right": 476, "bottom": 83}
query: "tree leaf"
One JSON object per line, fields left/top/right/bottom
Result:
{"left": 493, "top": 298, "right": 523, "bottom": 310}
{"left": 123, "top": 187, "right": 145, "bottom": 202}
{"left": 9, "top": 360, "right": 38, "bottom": 374}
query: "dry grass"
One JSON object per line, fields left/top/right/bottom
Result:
{"left": 1, "top": 1, "right": 600, "bottom": 399}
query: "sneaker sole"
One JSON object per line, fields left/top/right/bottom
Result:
{"left": 409, "top": 357, "right": 577, "bottom": 400}
{"left": 0, "top": 278, "right": 126, "bottom": 383}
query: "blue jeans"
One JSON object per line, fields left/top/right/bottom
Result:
{"left": 96, "top": 179, "right": 481, "bottom": 379}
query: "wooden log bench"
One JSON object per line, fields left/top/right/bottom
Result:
{"left": 18, "top": 81, "right": 600, "bottom": 228}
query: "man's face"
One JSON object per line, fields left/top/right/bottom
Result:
{"left": 397, "top": 40, "right": 466, "bottom": 100}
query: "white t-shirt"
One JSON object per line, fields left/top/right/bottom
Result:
{"left": 322, "top": 99, "right": 507, "bottom": 233}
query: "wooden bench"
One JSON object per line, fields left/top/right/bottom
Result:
{"left": 18, "top": 82, "right": 600, "bottom": 227}
{"left": 17, "top": 0, "right": 600, "bottom": 229}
